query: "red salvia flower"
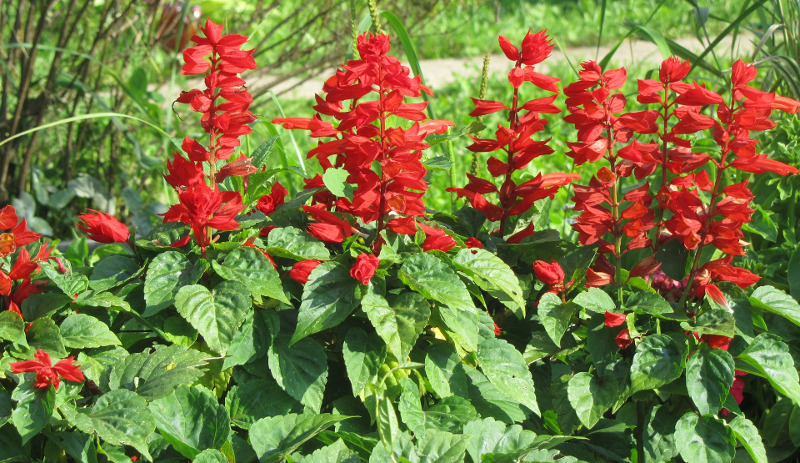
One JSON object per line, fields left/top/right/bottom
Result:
{"left": 10, "top": 349, "right": 85, "bottom": 390}
{"left": 533, "top": 259, "right": 565, "bottom": 292}
{"left": 604, "top": 311, "right": 627, "bottom": 327}
{"left": 350, "top": 253, "right": 380, "bottom": 285}
{"left": 289, "top": 260, "right": 322, "bottom": 284}
{"left": 616, "top": 329, "right": 633, "bottom": 349}
{"left": 77, "top": 209, "right": 130, "bottom": 244}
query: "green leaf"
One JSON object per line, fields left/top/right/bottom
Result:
{"left": 398, "top": 378, "right": 477, "bottom": 436}
{"left": 643, "top": 404, "right": 679, "bottom": 463}
{"left": 362, "top": 286, "right": 430, "bottom": 361}
{"left": 463, "top": 418, "right": 537, "bottom": 462}
{"left": 143, "top": 251, "right": 206, "bottom": 316}
{"left": 628, "top": 292, "right": 688, "bottom": 320}
{"left": 266, "top": 226, "right": 330, "bottom": 260}
{"left": 20, "top": 293, "right": 72, "bottom": 321}
{"left": 438, "top": 304, "right": 480, "bottom": 353}
{"left": 49, "top": 431, "right": 98, "bottom": 463}
{"left": 424, "top": 340, "right": 468, "bottom": 398}
{"left": 630, "top": 334, "right": 687, "bottom": 393}
{"left": 12, "top": 387, "right": 55, "bottom": 444}
{"left": 250, "top": 413, "right": 350, "bottom": 463}
{"left": 0, "top": 310, "right": 27, "bottom": 346}
{"left": 63, "top": 389, "right": 154, "bottom": 460}
{"left": 149, "top": 385, "right": 230, "bottom": 459}
{"left": 268, "top": 334, "right": 328, "bottom": 412}
{"left": 60, "top": 314, "right": 121, "bottom": 349}
{"left": 322, "top": 167, "right": 355, "bottom": 199}
{"left": 343, "top": 328, "right": 387, "bottom": 397}
{"left": 464, "top": 366, "right": 528, "bottom": 424}
{"left": 292, "top": 262, "right": 359, "bottom": 344}
{"left": 194, "top": 449, "right": 228, "bottom": 463}
{"left": 222, "top": 309, "right": 278, "bottom": 370}
{"left": 212, "top": 247, "right": 289, "bottom": 304}
{"left": 225, "top": 380, "right": 297, "bottom": 430}
{"left": 681, "top": 310, "right": 736, "bottom": 337}
{"left": 108, "top": 344, "right": 207, "bottom": 400}
{"left": 567, "top": 372, "right": 618, "bottom": 429}
{"left": 175, "top": 281, "right": 252, "bottom": 355}
{"left": 0, "top": 387, "right": 10, "bottom": 428}
{"left": 27, "top": 317, "right": 67, "bottom": 357}
{"left": 737, "top": 333, "right": 800, "bottom": 407}
{"left": 573, "top": 287, "right": 615, "bottom": 314}
{"left": 537, "top": 292, "right": 577, "bottom": 346}
{"left": 728, "top": 416, "right": 768, "bottom": 463}
{"left": 89, "top": 255, "right": 141, "bottom": 292}
{"left": 399, "top": 253, "right": 475, "bottom": 310}
{"left": 477, "top": 338, "right": 540, "bottom": 416}
{"left": 40, "top": 261, "right": 89, "bottom": 296}
{"left": 453, "top": 248, "right": 526, "bottom": 318}
{"left": 685, "top": 344, "right": 734, "bottom": 415}
{"left": 418, "top": 429, "right": 468, "bottom": 463}
{"left": 296, "top": 438, "right": 359, "bottom": 463}
{"left": 788, "top": 247, "right": 800, "bottom": 302}
{"left": 749, "top": 285, "right": 800, "bottom": 328}
{"left": 251, "top": 136, "right": 278, "bottom": 169}
{"left": 674, "top": 412, "right": 735, "bottom": 463}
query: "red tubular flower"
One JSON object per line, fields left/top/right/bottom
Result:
{"left": 289, "top": 260, "right": 322, "bottom": 284}
{"left": 419, "top": 223, "right": 457, "bottom": 252}
{"left": 533, "top": 260, "right": 565, "bottom": 289}
{"left": 255, "top": 182, "right": 288, "bottom": 216}
{"left": 350, "top": 253, "right": 380, "bottom": 285}
{"left": 616, "top": 329, "right": 632, "bottom": 349}
{"left": 162, "top": 185, "right": 244, "bottom": 249}
{"left": 604, "top": 311, "right": 627, "bottom": 327}
{"left": 449, "top": 31, "right": 575, "bottom": 239}
{"left": 0, "top": 205, "right": 41, "bottom": 258}
{"left": 77, "top": 209, "right": 130, "bottom": 244}
{"left": 10, "top": 349, "right": 85, "bottom": 390}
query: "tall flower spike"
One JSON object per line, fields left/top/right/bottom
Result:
{"left": 449, "top": 30, "right": 578, "bottom": 239}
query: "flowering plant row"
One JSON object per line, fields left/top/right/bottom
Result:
{"left": 2, "top": 19, "right": 800, "bottom": 462}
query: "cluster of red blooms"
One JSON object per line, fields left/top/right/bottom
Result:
{"left": 1, "top": 205, "right": 63, "bottom": 317}
{"left": 448, "top": 30, "right": 579, "bottom": 240}
{"left": 160, "top": 19, "right": 258, "bottom": 252}
{"left": 9, "top": 348, "right": 84, "bottom": 390}
{"left": 564, "top": 57, "right": 800, "bottom": 306}
{"left": 273, "top": 33, "right": 454, "bottom": 255}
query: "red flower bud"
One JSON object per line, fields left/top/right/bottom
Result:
{"left": 616, "top": 329, "right": 632, "bottom": 349}
{"left": 77, "top": 209, "right": 129, "bottom": 244}
{"left": 350, "top": 253, "right": 380, "bottom": 285}
{"left": 289, "top": 260, "right": 322, "bottom": 284}
{"left": 700, "top": 334, "right": 732, "bottom": 350}
{"left": 533, "top": 260, "right": 564, "bottom": 286}
{"left": 604, "top": 311, "right": 627, "bottom": 327}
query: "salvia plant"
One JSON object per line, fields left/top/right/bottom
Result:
{"left": 1, "top": 18, "right": 800, "bottom": 463}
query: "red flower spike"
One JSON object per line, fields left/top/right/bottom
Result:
{"left": 604, "top": 311, "right": 627, "bottom": 327}
{"left": 419, "top": 223, "right": 457, "bottom": 252}
{"left": 533, "top": 260, "right": 565, "bottom": 287}
{"left": 350, "top": 253, "right": 380, "bottom": 285}
{"left": 10, "top": 349, "right": 85, "bottom": 390}
{"left": 77, "top": 209, "right": 130, "bottom": 244}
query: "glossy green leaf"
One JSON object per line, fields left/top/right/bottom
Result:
{"left": 0, "top": 310, "right": 27, "bottom": 346}
{"left": 674, "top": 413, "right": 735, "bottom": 463}
{"left": 362, "top": 286, "right": 430, "bottom": 361}
{"left": 464, "top": 366, "right": 528, "bottom": 424}
{"left": 749, "top": 285, "right": 800, "bottom": 328}
{"left": 438, "top": 304, "right": 480, "bottom": 353}
{"left": 175, "top": 281, "right": 252, "bottom": 355}
{"left": 567, "top": 371, "right": 618, "bottom": 429}
{"left": 149, "top": 385, "right": 230, "bottom": 459}
{"left": 27, "top": 317, "right": 67, "bottom": 357}
{"left": 225, "top": 380, "right": 297, "bottom": 430}
{"left": 477, "top": 338, "right": 540, "bottom": 416}
{"left": 250, "top": 413, "right": 350, "bottom": 463}
{"left": 143, "top": 251, "right": 205, "bottom": 316}
{"left": 222, "top": 309, "right": 278, "bottom": 370}
{"left": 20, "top": 293, "right": 71, "bottom": 321}
{"left": 681, "top": 309, "right": 735, "bottom": 337}
{"left": 630, "top": 334, "right": 686, "bottom": 393}
{"left": 292, "top": 262, "right": 358, "bottom": 344}
{"left": 788, "top": 247, "right": 800, "bottom": 301}
{"left": 60, "top": 314, "right": 121, "bottom": 349}
{"left": 643, "top": 404, "right": 679, "bottom": 463}
{"left": 49, "top": 431, "right": 98, "bottom": 463}
{"left": 89, "top": 255, "right": 141, "bottom": 292}
{"left": 453, "top": 248, "right": 526, "bottom": 318}
{"left": 399, "top": 378, "right": 477, "bottom": 436}
{"left": 537, "top": 292, "right": 577, "bottom": 346}
{"left": 418, "top": 429, "right": 468, "bottom": 463}
{"left": 685, "top": 344, "right": 734, "bottom": 415}
{"left": 573, "top": 287, "right": 615, "bottom": 314}
{"left": 424, "top": 340, "right": 468, "bottom": 398}
{"left": 343, "top": 328, "right": 387, "bottom": 396}
{"left": 212, "top": 247, "right": 289, "bottom": 304}
{"left": 266, "top": 226, "right": 330, "bottom": 260}
{"left": 399, "top": 252, "right": 475, "bottom": 310}
{"left": 737, "top": 333, "right": 800, "bottom": 407}
{"left": 64, "top": 389, "right": 154, "bottom": 460}
{"left": 295, "top": 439, "right": 359, "bottom": 463}
{"left": 627, "top": 291, "right": 688, "bottom": 321}
{"left": 12, "top": 386, "right": 54, "bottom": 444}
{"left": 268, "top": 334, "right": 328, "bottom": 412}
{"left": 194, "top": 449, "right": 228, "bottom": 463}
{"left": 728, "top": 416, "right": 767, "bottom": 463}
{"left": 108, "top": 344, "right": 207, "bottom": 400}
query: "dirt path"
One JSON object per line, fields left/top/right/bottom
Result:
{"left": 262, "top": 35, "right": 754, "bottom": 100}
